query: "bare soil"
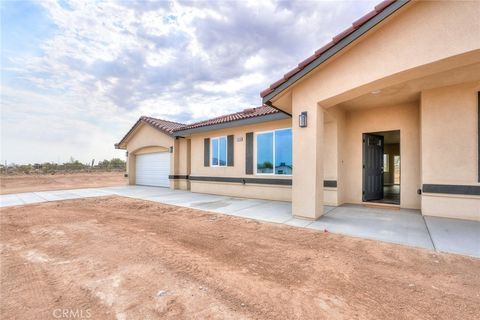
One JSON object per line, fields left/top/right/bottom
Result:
{"left": 1, "top": 196, "right": 479, "bottom": 320}
{"left": 0, "top": 172, "right": 126, "bottom": 194}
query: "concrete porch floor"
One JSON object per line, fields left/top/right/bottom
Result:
{"left": 1, "top": 185, "right": 478, "bottom": 258}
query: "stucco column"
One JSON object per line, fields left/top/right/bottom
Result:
{"left": 170, "top": 139, "right": 180, "bottom": 190}
{"left": 127, "top": 154, "right": 136, "bottom": 185}
{"left": 292, "top": 97, "right": 324, "bottom": 219}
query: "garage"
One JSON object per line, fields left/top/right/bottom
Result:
{"left": 135, "top": 152, "right": 170, "bottom": 187}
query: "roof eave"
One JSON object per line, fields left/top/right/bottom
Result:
{"left": 262, "top": 0, "right": 410, "bottom": 105}
{"left": 264, "top": 101, "right": 292, "bottom": 117}
{"left": 173, "top": 112, "right": 291, "bottom": 136}
{"left": 115, "top": 143, "right": 125, "bottom": 150}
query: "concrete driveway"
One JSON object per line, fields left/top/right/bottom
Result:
{"left": 1, "top": 185, "right": 478, "bottom": 258}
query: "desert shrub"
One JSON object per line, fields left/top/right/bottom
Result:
{"left": 2, "top": 158, "right": 126, "bottom": 175}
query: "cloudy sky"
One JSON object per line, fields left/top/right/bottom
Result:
{"left": 1, "top": 0, "right": 376, "bottom": 164}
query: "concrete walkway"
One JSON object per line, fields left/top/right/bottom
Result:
{"left": 1, "top": 186, "right": 478, "bottom": 258}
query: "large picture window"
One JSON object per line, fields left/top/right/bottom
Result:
{"left": 256, "top": 128, "right": 292, "bottom": 175}
{"left": 211, "top": 136, "right": 227, "bottom": 166}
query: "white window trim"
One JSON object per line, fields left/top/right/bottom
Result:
{"left": 211, "top": 136, "right": 228, "bottom": 167}
{"left": 254, "top": 127, "right": 292, "bottom": 176}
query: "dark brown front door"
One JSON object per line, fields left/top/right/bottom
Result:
{"left": 363, "top": 134, "right": 384, "bottom": 201}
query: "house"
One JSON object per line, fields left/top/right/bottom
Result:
{"left": 116, "top": 0, "right": 480, "bottom": 221}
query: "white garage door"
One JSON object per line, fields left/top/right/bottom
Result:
{"left": 135, "top": 152, "right": 170, "bottom": 187}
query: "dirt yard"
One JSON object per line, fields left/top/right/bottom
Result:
{"left": 1, "top": 197, "right": 479, "bottom": 319}
{"left": 0, "top": 172, "right": 126, "bottom": 194}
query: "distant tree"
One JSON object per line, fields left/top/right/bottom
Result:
{"left": 1, "top": 157, "right": 125, "bottom": 175}
{"left": 97, "top": 158, "right": 125, "bottom": 171}
{"left": 109, "top": 158, "right": 125, "bottom": 169}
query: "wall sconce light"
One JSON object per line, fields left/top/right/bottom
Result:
{"left": 169, "top": 146, "right": 174, "bottom": 153}
{"left": 299, "top": 111, "right": 308, "bottom": 128}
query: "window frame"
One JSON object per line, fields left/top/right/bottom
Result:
{"left": 254, "top": 127, "right": 292, "bottom": 176}
{"left": 383, "top": 154, "right": 389, "bottom": 173}
{"left": 210, "top": 136, "right": 228, "bottom": 167}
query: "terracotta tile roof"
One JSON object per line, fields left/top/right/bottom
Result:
{"left": 260, "top": 0, "right": 397, "bottom": 98}
{"left": 141, "top": 116, "right": 185, "bottom": 135}
{"left": 175, "top": 105, "right": 279, "bottom": 131}
{"left": 115, "top": 116, "right": 185, "bottom": 148}
{"left": 116, "top": 106, "right": 282, "bottom": 148}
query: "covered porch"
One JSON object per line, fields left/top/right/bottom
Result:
{"left": 295, "top": 57, "right": 480, "bottom": 221}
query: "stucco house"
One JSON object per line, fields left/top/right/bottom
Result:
{"left": 116, "top": 0, "right": 480, "bottom": 221}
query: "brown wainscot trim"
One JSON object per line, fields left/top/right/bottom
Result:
{"left": 168, "top": 175, "right": 189, "bottom": 180}
{"left": 189, "top": 176, "right": 292, "bottom": 186}
{"left": 185, "top": 176, "right": 338, "bottom": 188}
{"left": 323, "top": 180, "right": 337, "bottom": 188}
{"left": 422, "top": 184, "right": 480, "bottom": 196}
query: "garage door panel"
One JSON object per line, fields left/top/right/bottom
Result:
{"left": 136, "top": 152, "right": 170, "bottom": 187}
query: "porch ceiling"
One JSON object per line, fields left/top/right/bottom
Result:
{"left": 335, "top": 62, "right": 480, "bottom": 111}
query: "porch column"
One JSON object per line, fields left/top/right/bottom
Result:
{"left": 292, "top": 98, "right": 324, "bottom": 219}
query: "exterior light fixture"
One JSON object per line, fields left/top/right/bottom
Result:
{"left": 169, "top": 146, "right": 174, "bottom": 153}
{"left": 299, "top": 111, "right": 308, "bottom": 128}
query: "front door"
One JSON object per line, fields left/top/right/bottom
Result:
{"left": 363, "top": 134, "right": 384, "bottom": 201}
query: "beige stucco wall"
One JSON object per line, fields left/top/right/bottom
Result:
{"left": 188, "top": 119, "right": 293, "bottom": 201}
{"left": 322, "top": 108, "right": 346, "bottom": 206}
{"left": 343, "top": 103, "right": 421, "bottom": 209}
{"left": 422, "top": 194, "right": 479, "bottom": 221}
{"left": 324, "top": 121, "right": 337, "bottom": 181}
{"left": 420, "top": 81, "right": 480, "bottom": 220}
{"left": 190, "top": 181, "right": 292, "bottom": 202}
{"left": 123, "top": 123, "right": 175, "bottom": 186}
{"left": 421, "top": 82, "right": 479, "bottom": 183}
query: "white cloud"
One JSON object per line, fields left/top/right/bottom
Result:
{"left": 1, "top": 0, "right": 377, "bottom": 164}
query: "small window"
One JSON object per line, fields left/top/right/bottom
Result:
{"left": 384, "top": 154, "right": 389, "bottom": 172}
{"left": 256, "top": 128, "right": 292, "bottom": 175}
{"left": 211, "top": 137, "right": 227, "bottom": 167}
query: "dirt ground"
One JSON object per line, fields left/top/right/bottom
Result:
{"left": 0, "top": 172, "right": 126, "bottom": 194}
{"left": 1, "top": 197, "right": 479, "bottom": 319}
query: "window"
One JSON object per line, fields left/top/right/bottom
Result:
{"left": 383, "top": 154, "right": 389, "bottom": 172}
{"left": 256, "top": 128, "right": 292, "bottom": 175}
{"left": 211, "top": 136, "right": 227, "bottom": 166}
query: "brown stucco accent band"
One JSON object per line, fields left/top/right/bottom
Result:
{"left": 168, "top": 175, "right": 189, "bottom": 180}
{"left": 324, "top": 180, "right": 338, "bottom": 188}
{"left": 422, "top": 184, "right": 480, "bottom": 196}
{"left": 189, "top": 176, "right": 292, "bottom": 185}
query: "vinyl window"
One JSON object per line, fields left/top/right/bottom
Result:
{"left": 255, "top": 128, "right": 292, "bottom": 175}
{"left": 211, "top": 136, "right": 227, "bottom": 167}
